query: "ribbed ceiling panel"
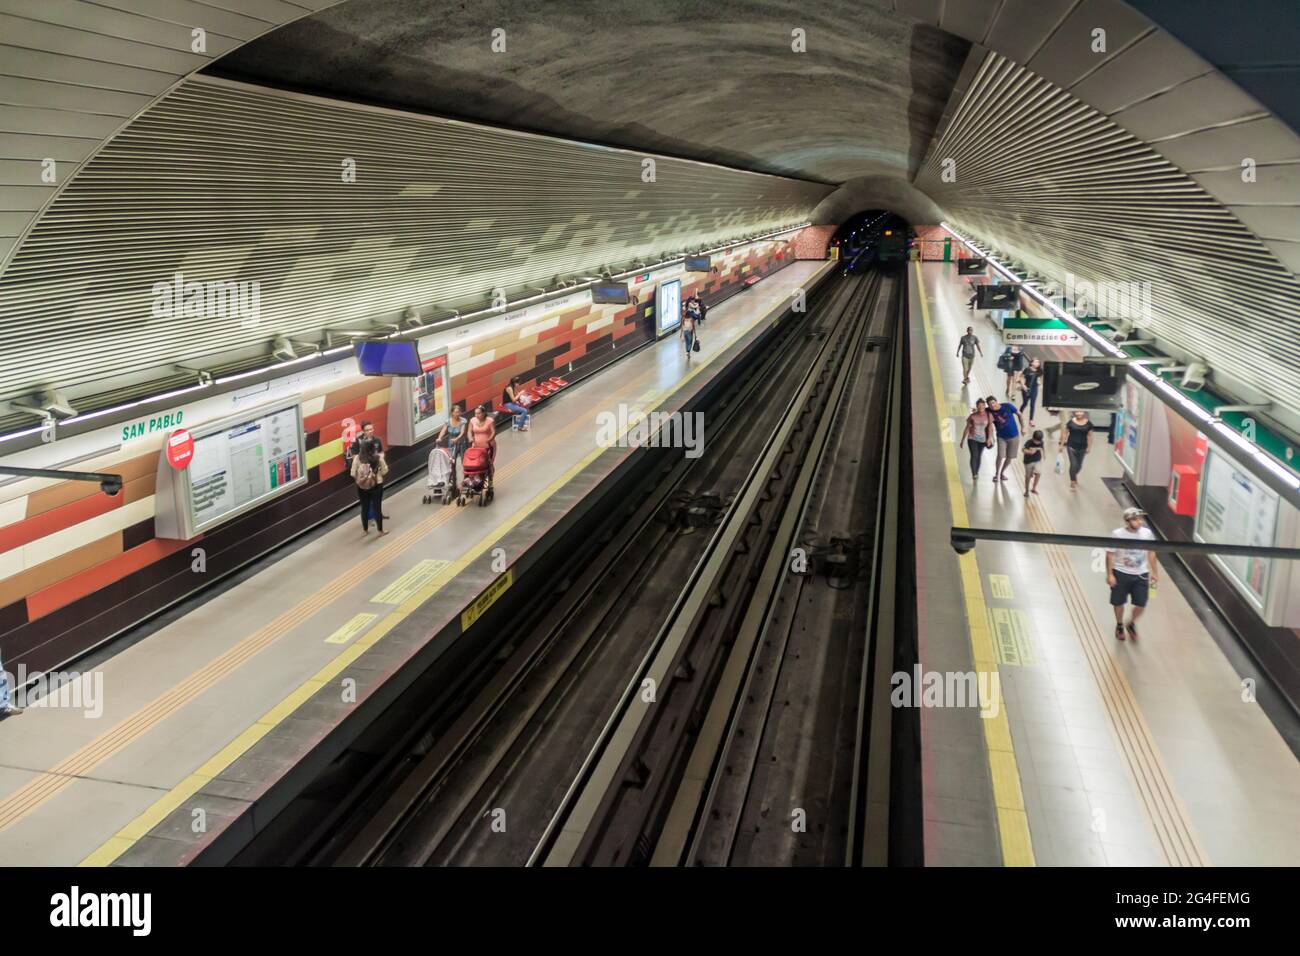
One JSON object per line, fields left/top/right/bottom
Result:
{"left": 0, "top": 76, "right": 830, "bottom": 410}
{"left": 916, "top": 52, "right": 1300, "bottom": 419}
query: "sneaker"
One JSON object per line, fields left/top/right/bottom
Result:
{"left": 1126, "top": 622, "right": 1138, "bottom": 641}
{"left": 0, "top": 706, "right": 22, "bottom": 719}
{"left": 1115, "top": 624, "right": 1126, "bottom": 641}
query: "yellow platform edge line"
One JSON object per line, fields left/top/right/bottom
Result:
{"left": 915, "top": 260, "right": 1035, "bottom": 867}
{"left": 78, "top": 288, "right": 787, "bottom": 867}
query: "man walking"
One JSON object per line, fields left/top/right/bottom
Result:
{"left": 987, "top": 396, "right": 1024, "bottom": 483}
{"left": 1106, "top": 507, "right": 1159, "bottom": 641}
{"left": 956, "top": 327, "right": 982, "bottom": 385}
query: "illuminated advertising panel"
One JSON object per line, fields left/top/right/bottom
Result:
{"left": 656, "top": 279, "right": 682, "bottom": 337}
{"left": 1195, "top": 447, "right": 1279, "bottom": 608}
{"left": 155, "top": 399, "right": 307, "bottom": 539}
{"left": 1113, "top": 377, "right": 1143, "bottom": 476}
{"left": 411, "top": 351, "right": 453, "bottom": 441}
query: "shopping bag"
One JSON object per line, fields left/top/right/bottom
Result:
{"left": 1054, "top": 453, "right": 1064, "bottom": 475}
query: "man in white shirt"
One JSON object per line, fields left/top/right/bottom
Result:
{"left": 1105, "top": 506, "right": 1159, "bottom": 641}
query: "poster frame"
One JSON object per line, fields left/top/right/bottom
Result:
{"left": 155, "top": 397, "right": 306, "bottom": 540}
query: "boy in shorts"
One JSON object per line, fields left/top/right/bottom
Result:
{"left": 1022, "top": 429, "right": 1044, "bottom": 496}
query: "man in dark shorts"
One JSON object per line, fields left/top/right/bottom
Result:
{"left": 1106, "top": 507, "right": 1159, "bottom": 640}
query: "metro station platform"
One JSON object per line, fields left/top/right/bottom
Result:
{"left": 909, "top": 260, "right": 1300, "bottom": 867}
{"left": 0, "top": 259, "right": 833, "bottom": 867}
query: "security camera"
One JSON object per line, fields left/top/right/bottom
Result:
{"left": 272, "top": 336, "right": 296, "bottom": 362}
{"left": 1181, "top": 362, "right": 1209, "bottom": 392}
{"left": 950, "top": 531, "right": 976, "bottom": 555}
{"left": 38, "top": 389, "right": 77, "bottom": 420}
{"left": 100, "top": 476, "right": 123, "bottom": 497}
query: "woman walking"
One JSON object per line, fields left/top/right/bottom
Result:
{"left": 436, "top": 405, "right": 468, "bottom": 483}
{"left": 1059, "top": 409, "right": 1094, "bottom": 490}
{"left": 960, "top": 398, "right": 995, "bottom": 479}
{"left": 1020, "top": 357, "right": 1043, "bottom": 426}
{"left": 351, "top": 439, "right": 390, "bottom": 536}
{"left": 469, "top": 404, "right": 497, "bottom": 457}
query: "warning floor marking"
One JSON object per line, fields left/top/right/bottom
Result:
{"left": 371, "top": 559, "right": 451, "bottom": 604}
{"left": 462, "top": 570, "right": 513, "bottom": 631}
{"left": 325, "top": 613, "right": 378, "bottom": 645}
{"left": 989, "top": 574, "right": 1014, "bottom": 600}
{"left": 990, "top": 607, "right": 1037, "bottom": 667}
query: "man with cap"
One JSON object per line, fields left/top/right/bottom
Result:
{"left": 1105, "top": 506, "right": 1159, "bottom": 640}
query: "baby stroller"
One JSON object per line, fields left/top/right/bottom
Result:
{"left": 458, "top": 444, "right": 495, "bottom": 507}
{"left": 422, "top": 445, "right": 455, "bottom": 505}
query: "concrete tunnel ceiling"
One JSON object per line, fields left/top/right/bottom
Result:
{"left": 2, "top": 0, "right": 1300, "bottom": 433}
{"left": 207, "top": 0, "right": 971, "bottom": 187}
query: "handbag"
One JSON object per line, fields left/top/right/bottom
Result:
{"left": 692, "top": 337, "right": 701, "bottom": 352}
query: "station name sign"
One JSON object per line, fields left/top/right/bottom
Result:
{"left": 121, "top": 408, "right": 185, "bottom": 443}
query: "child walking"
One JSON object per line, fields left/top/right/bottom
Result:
{"left": 1022, "top": 429, "right": 1045, "bottom": 497}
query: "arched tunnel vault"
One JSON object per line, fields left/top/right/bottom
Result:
{"left": 810, "top": 176, "right": 945, "bottom": 226}
{"left": 3, "top": 0, "right": 1300, "bottom": 430}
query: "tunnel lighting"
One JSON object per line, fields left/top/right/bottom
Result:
{"left": 1154, "top": 380, "right": 1213, "bottom": 423}
{"left": 0, "top": 223, "right": 812, "bottom": 451}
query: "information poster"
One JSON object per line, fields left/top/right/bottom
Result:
{"left": 1113, "top": 378, "right": 1142, "bottom": 475}
{"left": 411, "top": 352, "right": 452, "bottom": 440}
{"left": 1195, "top": 448, "right": 1278, "bottom": 606}
{"left": 188, "top": 403, "right": 304, "bottom": 532}
{"left": 657, "top": 279, "right": 682, "bottom": 337}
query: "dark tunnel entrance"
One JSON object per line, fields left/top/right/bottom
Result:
{"left": 830, "top": 210, "right": 913, "bottom": 272}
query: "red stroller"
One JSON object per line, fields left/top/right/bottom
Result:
{"left": 457, "top": 444, "right": 495, "bottom": 507}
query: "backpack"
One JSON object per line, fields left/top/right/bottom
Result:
{"left": 355, "top": 460, "right": 377, "bottom": 490}
{"left": 996, "top": 349, "right": 1012, "bottom": 371}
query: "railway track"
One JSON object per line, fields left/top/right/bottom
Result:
{"left": 537, "top": 270, "right": 901, "bottom": 866}
{"left": 304, "top": 265, "right": 906, "bottom": 867}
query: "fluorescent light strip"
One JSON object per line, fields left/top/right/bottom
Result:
{"left": 0, "top": 225, "right": 807, "bottom": 449}
{"left": 941, "top": 223, "right": 1300, "bottom": 493}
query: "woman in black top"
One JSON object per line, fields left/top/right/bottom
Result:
{"left": 1020, "top": 357, "right": 1043, "bottom": 426}
{"left": 501, "top": 376, "right": 531, "bottom": 431}
{"left": 1002, "top": 347, "right": 1026, "bottom": 398}
{"left": 1058, "top": 410, "right": 1094, "bottom": 490}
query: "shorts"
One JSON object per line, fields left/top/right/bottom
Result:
{"left": 1109, "top": 570, "right": 1150, "bottom": 608}
{"left": 1023, "top": 460, "right": 1040, "bottom": 477}
{"left": 997, "top": 436, "right": 1020, "bottom": 459}
{"left": 961, "top": 355, "right": 974, "bottom": 375}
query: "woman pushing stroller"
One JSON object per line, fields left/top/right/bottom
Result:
{"left": 424, "top": 405, "right": 468, "bottom": 504}
{"left": 457, "top": 405, "right": 498, "bottom": 506}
